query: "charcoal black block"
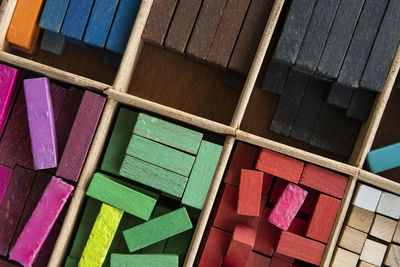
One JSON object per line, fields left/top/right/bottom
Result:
{"left": 326, "top": 83, "right": 354, "bottom": 109}
{"left": 261, "top": 61, "right": 290, "bottom": 94}
{"left": 330, "top": 116, "right": 361, "bottom": 157}
{"left": 346, "top": 89, "right": 376, "bottom": 122}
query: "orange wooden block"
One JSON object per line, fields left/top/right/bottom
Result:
{"left": 225, "top": 142, "right": 258, "bottom": 186}
{"left": 255, "top": 148, "right": 304, "bottom": 183}
{"left": 262, "top": 173, "right": 274, "bottom": 195}
{"left": 246, "top": 252, "right": 271, "bottom": 267}
{"left": 6, "top": 0, "right": 44, "bottom": 50}
{"left": 11, "top": 26, "right": 40, "bottom": 55}
{"left": 238, "top": 169, "right": 263, "bottom": 216}
{"left": 306, "top": 193, "right": 341, "bottom": 243}
{"left": 299, "top": 163, "right": 348, "bottom": 199}
{"left": 275, "top": 232, "right": 325, "bottom": 265}
{"left": 198, "top": 227, "right": 232, "bottom": 267}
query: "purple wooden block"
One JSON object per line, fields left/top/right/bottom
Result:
{"left": 0, "top": 64, "right": 19, "bottom": 137}
{"left": 56, "top": 91, "right": 105, "bottom": 182}
{"left": 24, "top": 77, "right": 58, "bottom": 170}
{"left": 0, "top": 164, "right": 13, "bottom": 207}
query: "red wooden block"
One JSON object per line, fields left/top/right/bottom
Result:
{"left": 246, "top": 252, "right": 271, "bottom": 267}
{"left": 199, "top": 227, "right": 232, "bottom": 267}
{"left": 269, "top": 178, "right": 288, "bottom": 204}
{"left": 32, "top": 223, "right": 61, "bottom": 267}
{"left": 213, "top": 184, "right": 267, "bottom": 232}
{"left": 270, "top": 257, "right": 292, "bottom": 267}
{"left": 299, "top": 163, "right": 347, "bottom": 199}
{"left": 262, "top": 173, "right": 274, "bottom": 195}
{"left": 224, "top": 142, "right": 258, "bottom": 186}
{"left": 306, "top": 193, "right": 341, "bottom": 243}
{"left": 273, "top": 252, "right": 294, "bottom": 265}
{"left": 275, "top": 232, "right": 325, "bottom": 265}
{"left": 268, "top": 184, "right": 308, "bottom": 230}
{"left": 56, "top": 91, "right": 105, "bottom": 182}
{"left": 253, "top": 208, "right": 280, "bottom": 256}
{"left": 222, "top": 224, "right": 256, "bottom": 267}
{"left": 255, "top": 148, "right": 304, "bottom": 183}
{"left": 238, "top": 169, "right": 263, "bottom": 216}
{"left": 0, "top": 166, "right": 35, "bottom": 256}
{"left": 299, "top": 188, "right": 318, "bottom": 215}
{"left": 288, "top": 217, "right": 307, "bottom": 236}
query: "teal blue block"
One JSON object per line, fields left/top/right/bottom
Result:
{"left": 39, "top": 0, "right": 69, "bottom": 32}
{"left": 40, "top": 30, "right": 66, "bottom": 56}
{"left": 366, "top": 142, "right": 400, "bottom": 173}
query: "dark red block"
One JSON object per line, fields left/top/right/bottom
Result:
{"left": 246, "top": 252, "right": 271, "bottom": 267}
{"left": 270, "top": 257, "right": 292, "bottom": 267}
{"left": 253, "top": 208, "right": 280, "bottom": 256}
{"left": 299, "top": 188, "right": 318, "bottom": 215}
{"left": 262, "top": 173, "right": 274, "bottom": 195}
{"left": 269, "top": 178, "right": 288, "bottom": 204}
{"left": 0, "top": 259, "right": 18, "bottom": 266}
{"left": 222, "top": 224, "right": 256, "bottom": 267}
{"left": 199, "top": 227, "right": 232, "bottom": 267}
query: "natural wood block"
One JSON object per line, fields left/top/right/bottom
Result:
{"left": 61, "top": 0, "right": 95, "bottom": 40}
{"left": 0, "top": 165, "right": 13, "bottom": 207}
{"left": 253, "top": 208, "right": 280, "bottom": 256}
{"left": 360, "top": 239, "right": 387, "bottom": 266}
{"left": 40, "top": 30, "right": 66, "bottom": 55}
{"left": 275, "top": 232, "right": 325, "bottom": 265}
{"left": 255, "top": 148, "right": 304, "bottom": 183}
{"left": 347, "top": 205, "right": 375, "bottom": 233}
{"left": 38, "top": 0, "right": 69, "bottom": 32}
{"left": 358, "top": 261, "right": 378, "bottom": 267}
{"left": 86, "top": 172, "right": 157, "bottom": 220}
{"left": 352, "top": 184, "right": 382, "bottom": 213}
{"left": 367, "top": 143, "right": 400, "bottom": 174}
{"left": 164, "top": 229, "right": 193, "bottom": 266}
{"left": 370, "top": 214, "right": 397, "bottom": 242}
{"left": 299, "top": 163, "right": 347, "bottom": 199}
{"left": 384, "top": 244, "right": 400, "bottom": 267}
{"left": 306, "top": 193, "right": 341, "bottom": 243}
{"left": 346, "top": 89, "right": 376, "bottom": 122}
{"left": 376, "top": 192, "right": 400, "bottom": 219}
{"left": 0, "top": 65, "right": 19, "bottom": 137}
{"left": 110, "top": 254, "right": 179, "bottom": 267}
{"left": 338, "top": 225, "right": 367, "bottom": 254}
{"left": 331, "top": 247, "right": 359, "bottom": 267}
{"left": 237, "top": 169, "right": 263, "bottom": 216}
{"left": 246, "top": 252, "right": 271, "bottom": 267}
{"left": 123, "top": 207, "right": 192, "bottom": 252}
{"left": 393, "top": 221, "right": 400, "bottom": 244}
{"left": 222, "top": 225, "right": 256, "bottom": 267}
{"left": 262, "top": 173, "right": 274, "bottom": 195}
{"left": 261, "top": 61, "right": 290, "bottom": 94}
{"left": 198, "top": 227, "right": 232, "bottom": 267}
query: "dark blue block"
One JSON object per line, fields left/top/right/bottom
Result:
{"left": 66, "top": 37, "right": 85, "bottom": 47}
{"left": 61, "top": 0, "right": 95, "bottom": 40}
{"left": 84, "top": 0, "right": 119, "bottom": 48}
{"left": 106, "top": 0, "right": 141, "bottom": 54}
{"left": 39, "top": 0, "right": 70, "bottom": 32}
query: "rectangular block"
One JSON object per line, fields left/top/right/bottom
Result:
{"left": 360, "top": 239, "right": 387, "bottom": 266}
{"left": 238, "top": 170, "right": 263, "bottom": 216}
{"left": 370, "top": 214, "right": 397, "bottom": 242}
{"left": 56, "top": 91, "right": 105, "bottom": 181}
{"left": 104, "top": 51, "right": 122, "bottom": 68}
{"left": 123, "top": 207, "right": 192, "bottom": 252}
{"left": 329, "top": 115, "right": 361, "bottom": 157}
{"left": 133, "top": 113, "right": 203, "bottom": 155}
{"left": 326, "top": 83, "right": 354, "bottom": 109}
{"left": 275, "top": 232, "right": 325, "bottom": 265}
{"left": 246, "top": 252, "right": 271, "bottom": 267}
{"left": 255, "top": 148, "right": 304, "bottom": 183}
{"left": 352, "top": 184, "right": 382, "bottom": 213}
{"left": 0, "top": 165, "right": 12, "bottom": 207}
{"left": 338, "top": 225, "right": 367, "bottom": 254}
{"left": 359, "top": 261, "right": 377, "bottom": 267}
{"left": 38, "top": 0, "right": 69, "bottom": 32}
{"left": 0, "top": 65, "right": 19, "bottom": 137}
{"left": 376, "top": 191, "right": 400, "bottom": 219}
{"left": 40, "top": 30, "right": 66, "bottom": 56}
{"left": 84, "top": 0, "right": 119, "bottom": 48}
{"left": 106, "top": 0, "right": 141, "bottom": 54}
{"left": 331, "top": 247, "right": 359, "bottom": 267}
{"left": 61, "top": 0, "right": 95, "bottom": 40}
{"left": 253, "top": 208, "right": 280, "bottom": 256}
{"left": 87, "top": 172, "right": 157, "bottom": 220}
{"left": 164, "top": 229, "right": 193, "bottom": 266}
{"left": 9, "top": 177, "right": 73, "bottom": 266}
{"left": 261, "top": 61, "right": 289, "bottom": 94}
{"left": 111, "top": 254, "right": 178, "bottom": 267}
{"left": 269, "top": 257, "right": 292, "bottom": 267}
{"left": 346, "top": 205, "right": 375, "bottom": 233}
{"left": 141, "top": 206, "right": 171, "bottom": 254}
{"left": 32, "top": 223, "right": 61, "bottom": 267}
{"left": 393, "top": 221, "right": 400, "bottom": 244}
{"left": 345, "top": 89, "right": 376, "bottom": 122}
{"left": 384, "top": 244, "right": 400, "bottom": 267}
{"left": 199, "top": 227, "right": 231, "bottom": 267}
{"left": 222, "top": 225, "right": 257, "bottom": 267}
{"left": 79, "top": 204, "right": 123, "bottom": 267}
{"left": 367, "top": 143, "right": 400, "bottom": 174}
{"left": 262, "top": 173, "right": 274, "bottom": 195}
{"left": 120, "top": 155, "right": 188, "bottom": 198}
{"left": 182, "top": 140, "right": 222, "bottom": 209}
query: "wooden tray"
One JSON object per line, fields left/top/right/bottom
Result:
{"left": 0, "top": 0, "right": 399, "bottom": 266}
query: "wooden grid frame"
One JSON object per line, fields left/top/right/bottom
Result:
{"left": 0, "top": 0, "right": 399, "bottom": 266}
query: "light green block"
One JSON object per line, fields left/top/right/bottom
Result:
{"left": 133, "top": 113, "right": 203, "bottom": 155}
{"left": 127, "top": 134, "right": 195, "bottom": 176}
{"left": 86, "top": 172, "right": 157, "bottom": 220}
{"left": 141, "top": 206, "right": 171, "bottom": 254}
{"left": 164, "top": 229, "right": 194, "bottom": 266}
{"left": 120, "top": 155, "right": 188, "bottom": 198}
{"left": 101, "top": 108, "right": 138, "bottom": 175}
{"left": 182, "top": 140, "right": 223, "bottom": 209}
{"left": 110, "top": 254, "right": 179, "bottom": 267}
{"left": 123, "top": 207, "right": 193, "bottom": 252}
{"left": 117, "top": 215, "right": 144, "bottom": 253}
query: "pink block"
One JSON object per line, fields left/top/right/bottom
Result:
{"left": 9, "top": 177, "right": 73, "bottom": 266}
{"left": 0, "top": 64, "right": 19, "bottom": 137}
{"left": 0, "top": 164, "right": 13, "bottom": 207}
{"left": 268, "top": 183, "right": 308, "bottom": 230}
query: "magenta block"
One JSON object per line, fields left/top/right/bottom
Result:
{"left": 9, "top": 177, "right": 73, "bottom": 266}
{"left": 268, "top": 183, "right": 308, "bottom": 230}
{"left": 0, "top": 64, "right": 19, "bottom": 137}
{"left": 24, "top": 77, "right": 58, "bottom": 170}
{"left": 0, "top": 164, "right": 13, "bottom": 207}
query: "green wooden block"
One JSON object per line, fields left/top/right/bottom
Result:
{"left": 127, "top": 134, "right": 195, "bottom": 176}
{"left": 120, "top": 155, "right": 188, "bottom": 198}
{"left": 164, "top": 229, "right": 194, "bottom": 266}
{"left": 86, "top": 172, "right": 157, "bottom": 220}
{"left": 79, "top": 204, "right": 124, "bottom": 267}
{"left": 64, "top": 256, "right": 78, "bottom": 267}
{"left": 110, "top": 254, "right": 179, "bottom": 267}
{"left": 123, "top": 207, "right": 193, "bottom": 252}
{"left": 117, "top": 215, "right": 144, "bottom": 253}
{"left": 133, "top": 113, "right": 203, "bottom": 155}
{"left": 101, "top": 108, "right": 138, "bottom": 175}
{"left": 141, "top": 206, "right": 171, "bottom": 254}
{"left": 182, "top": 140, "right": 223, "bottom": 209}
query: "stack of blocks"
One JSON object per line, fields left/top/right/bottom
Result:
{"left": 65, "top": 108, "right": 223, "bottom": 266}
{"left": 332, "top": 183, "right": 400, "bottom": 266}
{"left": 198, "top": 142, "right": 348, "bottom": 266}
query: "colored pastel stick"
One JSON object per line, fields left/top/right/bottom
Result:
{"left": 123, "top": 207, "right": 192, "bottom": 252}
{"left": 84, "top": 0, "right": 119, "bottom": 48}
{"left": 61, "top": 0, "right": 95, "bottom": 40}
{"left": 86, "top": 172, "right": 157, "bottom": 220}
{"left": 111, "top": 254, "right": 179, "bottom": 267}
{"left": 39, "top": 0, "right": 69, "bottom": 32}
{"left": 40, "top": 30, "right": 66, "bottom": 55}
{"left": 0, "top": 166, "right": 35, "bottom": 256}
{"left": 366, "top": 142, "right": 400, "bottom": 173}
{"left": 56, "top": 91, "right": 105, "bottom": 182}
{"left": 0, "top": 165, "right": 12, "bottom": 207}
{"left": 79, "top": 204, "right": 123, "bottom": 267}
{"left": 182, "top": 140, "right": 222, "bottom": 210}
{"left": 222, "top": 225, "right": 257, "bottom": 267}
{"left": 0, "top": 64, "right": 19, "bottom": 137}
{"left": 101, "top": 108, "right": 138, "bottom": 175}
{"left": 164, "top": 229, "right": 193, "bottom": 266}
{"left": 24, "top": 78, "right": 58, "bottom": 170}
{"left": 133, "top": 113, "right": 203, "bottom": 155}
{"left": 10, "top": 177, "right": 73, "bottom": 266}
{"left": 106, "top": 0, "right": 141, "bottom": 54}
{"left": 237, "top": 169, "right": 263, "bottom": 216}
{"left": 199, "top": 227, "right": 231, "bottom": 267}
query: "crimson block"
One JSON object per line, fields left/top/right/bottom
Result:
{"left": 238, "top": 169, "right": 263, "bottom": 216}
{"left": 253, "top": 208, "right": 280, "bottom": 256}
{"left": 262, "top": 173, "right": 274, "bottom": 195}
{"left": 225, "top": 142, "right": 258, "bottom": 186}
{"left": 222, "top": 225, "right": 256, "bottom": 267}
{"left": 199, "top": 227, "right": 231, "bottom": 267}
{"left": 246, "top": 252, "right": 271, "bottom": 267}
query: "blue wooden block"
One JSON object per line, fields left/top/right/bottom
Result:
{"left": 106, "top": 0, "right": 141, "bottom": 54}
{"left": 366, "top": 142, "right": 400, "bottom": 173}
{"left": 84, "top": 0, "right": 119, "bottom": 48}
{"left": 40, "top": 30, "right": 66, "bottom": 55}
{"left": 66, "top": 37, "right": 85, "bottom": 47}
{"left": 61, "top": 0, "right": 95, "bottom": 40}
{"left": 104, "top": 51, "right": 122, "bottom": 68}
{"left": 39, "top": 0, "right": 70, "bottom": 32}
